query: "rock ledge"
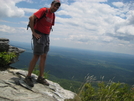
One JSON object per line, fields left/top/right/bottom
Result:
{"left": 0, "top": 69, "right": 75, "bottom": 101}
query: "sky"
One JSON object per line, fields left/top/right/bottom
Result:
{"left": 0, "top": 0, "right": 134, "bottom": 55}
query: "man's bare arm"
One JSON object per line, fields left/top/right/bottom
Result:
{"left": 29, "top": 15, "right": 41, "bottom": 39}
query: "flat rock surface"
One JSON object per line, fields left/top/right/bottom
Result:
{"left": 0, "top": 69, "right": 75, "bottom": 101}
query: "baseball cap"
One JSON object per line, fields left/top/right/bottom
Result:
{"left": 52, "top": 0, "right": 61, "bottom": 6}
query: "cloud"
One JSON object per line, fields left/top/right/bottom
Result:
{"left": 0, "top": 0, "right": 25, "bottom": 18}
{"left": 73, "top": 0, "right": 107, "bottom": 2}
{"left": 55, "top": 0, "right": 134, "bottom": 45}
{"left": 112, "top": 2, "right": 124, "bottom": 8}
{"left": 21, "top": 8, "right": 38, "bottom": 14}
{"left": 0, "top": 0, "right": 34, "bottom": 18}
{"left": 0, "top": 0, "right": 134, "bottom": 55}
{"left": 0, "top": 25, "right": 16, "bottom": 33}
{"left": 127, "top": 10, "right": 134, "bottom": 26}
{"left": 0, "top": 25, "right": 29, "bottom": 34}
{"left": 0, "top": 24, "right": 31, "bottom": 43}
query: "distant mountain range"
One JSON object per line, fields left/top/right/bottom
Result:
{"left": 10, "top": 41, "right": 134, "bottom": 85}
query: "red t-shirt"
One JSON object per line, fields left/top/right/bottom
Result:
{"left": 34, "top": 8, "right": 55, "bottom": 34}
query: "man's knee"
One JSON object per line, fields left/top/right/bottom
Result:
{"left": 33, "top": 54, "right": 40, "bottom": 59}
{"left": 40, "top": 54, "right": 47, "bottom": 59}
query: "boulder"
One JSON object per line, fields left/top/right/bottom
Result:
{"left": 0, "top": 69, "right": 76, "bottom": 101}
{"left": 0, "top": 38, "right": 9, "bottom": 52}
{"left": 0, "top": 38, "right": 25, "bottom": 64}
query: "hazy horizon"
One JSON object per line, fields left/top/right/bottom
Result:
{"left": 0, "top": 0, "right": 134, "bottom": 55}
{"left": 9, "top": 40, "right": 134, "bottom": 57}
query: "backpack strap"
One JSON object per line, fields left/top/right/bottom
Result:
{"left": 27, "top": 7, "right": 48, "bottom": 30}
{"left": 38, "top": 7, "right": 48, "bottom": 21}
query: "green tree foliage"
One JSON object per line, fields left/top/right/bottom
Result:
{"left": 80, "top": 82, "right": 134, "bottom": 101}
{"left": 0, "top": 52, "right": 16, "bottom": 67}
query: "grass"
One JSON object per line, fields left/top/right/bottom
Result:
{"left": 30, "top": 66, "right": 134, "bottom": 101}
{"left": 65, "top": 75, "right": 134, "bottom": 101}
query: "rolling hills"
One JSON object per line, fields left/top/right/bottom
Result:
{"left": 10, "top": 41, "right": 134, "bottom": 86}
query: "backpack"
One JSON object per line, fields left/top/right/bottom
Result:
{"left": 27, "top": 7, "right": 48, "bottom": 30}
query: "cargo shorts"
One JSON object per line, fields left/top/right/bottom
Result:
{"left": 33, "top": 30, "right": 50, "bottom": 55}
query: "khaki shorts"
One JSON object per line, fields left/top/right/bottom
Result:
{"left": 33, "top": 30, "right": 50, "bottom": 55}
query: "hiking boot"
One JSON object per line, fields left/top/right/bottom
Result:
{"left": 37, "top": 76, "right": 49, "bottom": 86}
{"left": 24, "top": 76, "right": 34, "bottom": 87}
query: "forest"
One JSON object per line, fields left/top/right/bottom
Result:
{"left": 10, "top": 42, "right": 134, "bottom": 92}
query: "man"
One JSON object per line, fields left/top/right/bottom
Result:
{"left": 25, "top": 0, "right": 61, "bottom": 87}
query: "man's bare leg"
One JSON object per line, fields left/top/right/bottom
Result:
{"left": 39, "top": 53, "right": 47, "bottom": 77}
{"left": 37, "top": 53, "right": 49, "bottom": 86}
{"left": 24, "top": 54, "right": 40, "bottom": 87}
{"left": 27, "top": 54, "right": 40, "bottom": 76}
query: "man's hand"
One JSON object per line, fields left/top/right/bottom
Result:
{"left": 33, "top": 32, "right": 42, "bottom": 39}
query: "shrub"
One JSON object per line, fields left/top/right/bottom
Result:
{"left": 60, "top": 75, "right": 134, "bottom": 101}
{"left": 80, "top": 81, "right": 134, "bottom": 101}
{"left": 0, "top": 52, "right": 16, "bottom": 67}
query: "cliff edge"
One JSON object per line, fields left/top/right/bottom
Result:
{"left": 0, "top": 38, "right": 75, "bottom": 101}
{"left": 0, "top": 69, "right": 75, "bottom": 101}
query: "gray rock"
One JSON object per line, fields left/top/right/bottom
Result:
{"left": 0, "top": 38, "right": 9, "bottom": 52}
{"left": 0, "top": 69, "right": 76, "bottom": 101}
{"left": 0, "top": 38, "right": 25, "bottom": 64}
{"left": 8, "top": 46, "right": 25, "bottom": 53}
